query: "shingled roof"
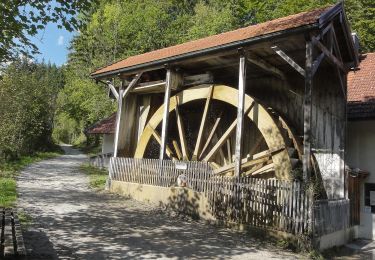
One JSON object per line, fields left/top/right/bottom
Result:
{"left": 91, "top": 6, "right": 332, "bottom": 78}
{"left": 348, "top": 53, "right": 375, "bottom": 119}
{"left": 86, "top": 113, "right": 116, "bottom": 134}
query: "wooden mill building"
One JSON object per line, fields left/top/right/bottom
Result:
{"left": 90, "top": 3, "right": 359, "bottom": 249}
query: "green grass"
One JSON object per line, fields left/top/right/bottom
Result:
{"left": 74, "top": 143, "right": 102, "bottom": 157}
{"left": 0, "top": 151, "right": 64, "bottom": 208}
{"left": 79, "top": 164, "right": 108, "bottom": 190}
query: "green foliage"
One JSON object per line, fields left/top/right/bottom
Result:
{"left": 0, "top": 59, "right": 64, "bottom": 160}
{"left": 54, "top": 0, "right": 374, "bottom": 147}
{"left": 0, "top": 0, "right": 95, "bottom": 62}
{"left": 79, "top": 164, "right": 107, "bottom": 190}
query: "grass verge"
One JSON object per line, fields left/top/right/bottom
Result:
{"left": 0, "top": 151, "right": 64, "bottom": 208}
{"left": 79, "top": 164, "right": 108, "bottom": 190}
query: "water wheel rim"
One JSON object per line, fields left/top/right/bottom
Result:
{"left": 134, "top": 84, "right": 292, "bottom": 180}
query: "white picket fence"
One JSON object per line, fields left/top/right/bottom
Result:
{"left": 109, "top": 157, "right": 314, "bottom": 234}
{"left": 314, "top": 199, "right": 350, "bottom": 236}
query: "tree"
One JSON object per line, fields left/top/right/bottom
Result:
{"left": 0, "top": 0, "right": 95, "bottom": 62}
{"left": 0, "top": 59, "right": 64, "bottom": 159}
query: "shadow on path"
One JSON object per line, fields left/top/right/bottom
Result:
{"left": 17, "top": 145, "right": 298, "bottom": 259}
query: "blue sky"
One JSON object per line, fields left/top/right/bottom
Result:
{"left": 30, "top": 23, "right": 74, "bottom": 66}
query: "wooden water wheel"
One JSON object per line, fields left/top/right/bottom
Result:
{"left": 134, "top": 84, "right": 302, "bottom": 180}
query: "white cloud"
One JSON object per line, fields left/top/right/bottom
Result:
{"left": 57, "top": 35, "right": 64, "bottom": 46}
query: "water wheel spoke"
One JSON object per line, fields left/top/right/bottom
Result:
{"left": 243, "top": 160, "right": 273, "bottom": 176}
{"left": 149, "top": 126, "right": 176, "bottom": 160}
{"left": 192, "top": 85, "right": 213, "bottom": 160}
{"left": 226, "top": 139, "right": 232, "bottom": 163}
{"left": 172, "top": 140, "right": 182, "bottom": 160}
{"left": 175, "top": 96, "right": 189, "bottom": 160}
{"left": 251, "top": 162, "right": 274, "bottom": 176}
{"left": 203, "top": 102, "right": 254, "bottom": 162}
{"left": 198, "top": 113, "right": 222, "bottom": 160}
{"left": 213, "top": 154, "right": 270, "bottom": 175}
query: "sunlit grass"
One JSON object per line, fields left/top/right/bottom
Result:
{"left": 79, "top": 164, "right": 108, "bottom": 190}
{"left": 0, "top": 151, "right": 64, "bottom": 208}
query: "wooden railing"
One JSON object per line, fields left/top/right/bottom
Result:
{"left": 313, "top": 199, "right": 350, "bottom": 236}
{"left": 109, "top": 157, "right": 313, "bottom": 235}
{"left": 89, "top": 152, "right": 113, "bottom": 169}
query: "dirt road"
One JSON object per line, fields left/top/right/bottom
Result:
{"left": 17, "top": 145, "right": 301, "bottom": 259}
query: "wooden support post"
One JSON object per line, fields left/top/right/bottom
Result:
{"left": 303, "top": 40, "right": 313, "bottom": 181}
{"left": 234, "top": 55, "right": 246, "bottom": 177}
{"left": 113, "top": 73, "right": 142, "bottom": 158}
{"left": 160, "top": 68, "right": 173, "bottom": 160}
{"left": 113, "top": 85, "right": 124, "bottom": 158}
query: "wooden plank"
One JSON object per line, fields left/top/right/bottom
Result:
{"left": 150, "top": 126, "right": 175, "bottom": 159}
{"left": 106, "top": 80, "right": 119, "bottom": 100}
{"left": 303, "top": 40, "right": 313, "bottom": 181}
{"left": 193, "top": 85, "right": 214, "bottom": 160}
{"left": 183, "top": 72, "right": 214, "bottom": 86}
{"left": 199, "top": 114, "right": 222, "bottom": 159}
{"left": 4, "top": 210, "right": 14, "bottom": 257}
{"left": 311, "top": 37, "right": 346, "bottom": 72}
{"left": 172, "top": 140, "right": 183, "bottom": 160}
{"left": 137, "top": 96, "right": 151, "bottom": 142}
{"left": 132, "top": 80, "right": 166, "bottom": 93}
{"left": 271, "top": 46, "right": 305, "bottom": 77}
{"left": 160, "top": 69, "right": 173, "bottom": 159}
{"left": 175, "top": 96, "right": 189, "bottom": 160}
{"left": 234, "top": 55, "right": 246, "bottom": 177}
{"left": 113, "top": 87, "right": 124, "bottom": 157}
{"left": 246, "top": 53, "right": 286, "bottom": 80}
{"left": 312, "top": 52, "right": 325, "bottom": 76}
{"left": 123, "top": 72, "right": 143, "bottom": 98}
{"left": 204, "top": 103, "right": 253, "bottom": 162}
{"left": 226, "top": 139, "right": 232, "bottom": 164}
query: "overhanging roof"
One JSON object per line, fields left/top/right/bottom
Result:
{"left": 85, "top": 113, "right": 116, "bottom": 134}
{"left": 91, "top": 6, "right": 334, "bottom": 79}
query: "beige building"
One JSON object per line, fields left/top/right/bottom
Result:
{"left": 346, "top": 52, "right": 375, "bottom": 239}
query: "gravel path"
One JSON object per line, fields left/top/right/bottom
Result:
{"left": 17, "top": 145, "right": 302, "bottom": 259}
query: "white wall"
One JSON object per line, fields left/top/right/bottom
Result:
{"left": 102, "top": 134, "right": 115, "bottom": 154}
{"left": 347, "top": 119, "right": 375, "bottom": 239}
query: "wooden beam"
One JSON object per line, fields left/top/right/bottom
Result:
{"left": 137, "top": 96, "right": 151, "bottom": 142}
{"left": 132, "top": 80, "right": 166, "bottom": 94}
{"left": 123, "top": 72, "right": 143, "bottom": 98}
{"left": 311, "top": 37, "right": 346, "bottom": 72}
{"left": 214, "top": 154, "right": 270, "bottom": 175}
{"left": 193, "top": 85, "right": 213, "bottom": 160}
{"left": 204, "top": 102, "right": 253, "bottom": 162}
{"left": 246, "top": 53, "right": 286, "bottom": 80}
{"left": 113, "top": 87, "right": 124, "bottom": 157}
{"left": 303, "top": 40, "right": 313, "bottom": 181}
{"left": 160, "top": 69, "right": 173, "bottom": 160}
{"left": 106, "top": 81, "right": 119, "bottom": 100}
{"left": 226, "top": 139, "right": 232, "bottom": 163}
{"left": 271, "top": 46, "right": 305, "bottom": 77}
{"left": 183, "top": 72, "right": 214, "bottom": 86}
{"left": 251, "top": 163, "right": 274, "bottom": 176}
{"left": 199, "top": 114, "right": 222, "bottom": 160}
{"left": 172, "top": 140, "right": 182, "bottom": 160}
{"left": 234, "top": 55, "right": 246, "bottom": 177}
{"left": 312, "top": 52, "right": 325, "bottom": 76}
{"left": 150, "top": 126, "right": 175, "bottom": 160}
{"left": 175, "top": 96, "right": 189, "bottom": 160}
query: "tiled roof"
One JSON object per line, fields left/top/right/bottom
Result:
{"left": 348, "top": 53, "right": 375, "bottom": 119}
{"left": 86, "top": 113, "right": 116, "bottom": 134}
{"left": 91, "top": 6, "right": 331, "bottom": 78}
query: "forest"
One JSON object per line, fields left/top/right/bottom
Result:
{"left": 0, "top": 0, "right": 374, "bottom": 161}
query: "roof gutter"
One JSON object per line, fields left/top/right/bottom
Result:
{"left": 91, "top": 23, "right": 319, "bottom": 79}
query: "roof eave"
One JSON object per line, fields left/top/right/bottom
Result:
{"left": 90, "top": 23, "right": 319, "bottom": 80}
